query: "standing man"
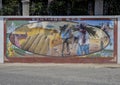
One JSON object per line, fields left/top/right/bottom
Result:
{"left": 77, "top": 23, "right": 90, "bottom": 56}
{"left": 60, "top": 24, "right": 72, "bottom": 57}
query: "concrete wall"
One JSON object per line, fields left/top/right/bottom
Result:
{"left": 118, "top": 17, "right": 120, "bottom": 64}
{"left": 0, "top": 18, "right": 4, "bottom": 63}
{"left": 0, "top": 16, "right": 119, "bottom": 64}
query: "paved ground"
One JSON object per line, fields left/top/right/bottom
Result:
{"left": 0, "top": 63, "right": 120, "bottom": 85}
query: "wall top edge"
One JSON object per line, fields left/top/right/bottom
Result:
{"left": 0, "top": 16, "right": 119, "bottom": 18}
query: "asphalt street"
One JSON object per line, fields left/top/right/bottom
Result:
{"left": 0, "top": 63, "right": 120, "bottom": 85}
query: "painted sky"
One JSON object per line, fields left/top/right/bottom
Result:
{"left": 73, "top": 20, "right": 114, "bottom": 28}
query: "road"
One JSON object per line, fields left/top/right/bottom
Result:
{"left": 0, "top": 63, "right": 120, "bottom": 85}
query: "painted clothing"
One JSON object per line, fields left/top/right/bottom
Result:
{"left": 61, "top": 28, "right": 71, "bottom": 39}
{"left": 60, "top": 27, "right": 71, "bottom": 56}
{"left": 77, "top": 30, "right": 89, "bottom": 56}
{"left": 78, "top": 30, "right": 89, "bottom": 45}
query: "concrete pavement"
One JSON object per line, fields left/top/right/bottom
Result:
{"left": 0, "top": 63, "right": 120, "bottom": 85}
{"left": 0, "top": 63, "right": 120, "bottom": 68}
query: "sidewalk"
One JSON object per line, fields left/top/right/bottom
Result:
{"left": 0, "top": 63, "right": 120, "bottom": 68}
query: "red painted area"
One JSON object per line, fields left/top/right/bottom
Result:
{"left": 5, "top": 57, "right": 116, "bottom": 63}
{"left": 6, "top": 18, "right": 32, "bottom": 21}
{"left": 4, "top": 20, "right": 7, "bottom": 57}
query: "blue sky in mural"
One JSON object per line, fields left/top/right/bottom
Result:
{"left": 85, "top": 20, "right": 113, "bottom": 27}
{"left": 73, "top": 20, "right": 114, "bottom": 28}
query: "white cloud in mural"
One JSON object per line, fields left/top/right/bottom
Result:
{"left": 7, "top": 22, "right": 17, "bottom": 33}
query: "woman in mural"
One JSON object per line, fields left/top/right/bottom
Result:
{"left": 48, "top": 30, "right": 56, "bottom": 55}
{"left": 77, "top": 23, "right": 90, "bottom": 56}
{"left": 60, "top": 24, "right": 72, "bottom": 57}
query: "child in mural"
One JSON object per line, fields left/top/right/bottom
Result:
{"left": 77, "top": 23, "right": 90, "bottom": 56}
{"left": 60, "top": 24, "right": 72, "bottom": 57}
{"left": 101, "top": 22, "right": 113, "bottom": 57}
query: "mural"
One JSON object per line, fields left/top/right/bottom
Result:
{"left": 6, "top": 18, "right": 114, "bottom": 58}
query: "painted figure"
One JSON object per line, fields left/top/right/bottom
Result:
{"left": 48, "top": 30, "right": 55, "bottom": 55}
{"left": 71, "top": 25, "right": 80, "bottom": 49}
{"left": 60, "top": 24, "right": 72, "bottom": 56}
{"left": 77, "top": 23, "right": 89, "bottom": 56}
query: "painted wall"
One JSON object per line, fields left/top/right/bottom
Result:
{"left": 0, "top": 16, "right": 119, "bottom": 63}
{"left": 5, "top": 18, "right": 113, "bottom": 57}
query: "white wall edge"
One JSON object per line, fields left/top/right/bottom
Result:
{"left": 117, "top": 18, "right": 120, "bottom": 64}
{"left": 0, "top": 16, "right": 118, "bottom": 19}
{"left": 0, "top": 18, "right": 4, "bottom": 63}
